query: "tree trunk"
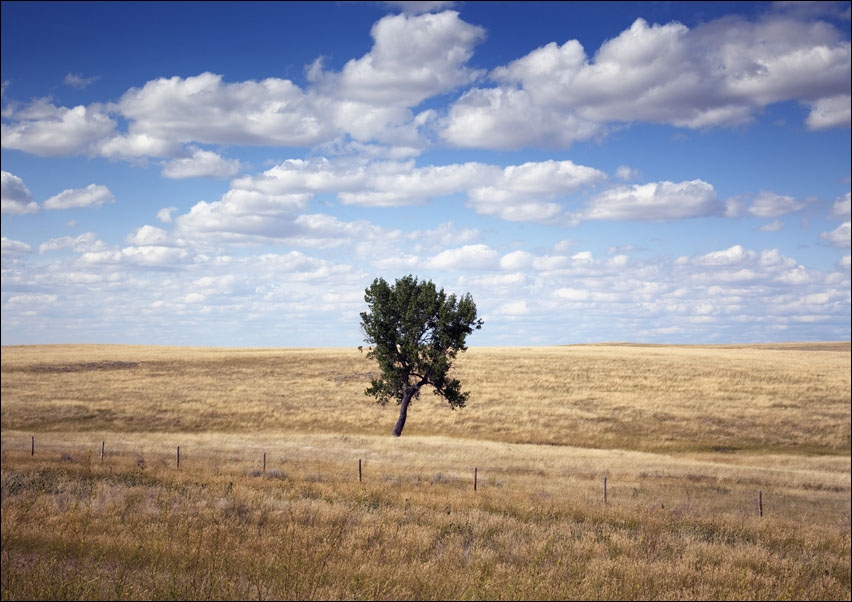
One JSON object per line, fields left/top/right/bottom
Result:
{"left": 392, "top": 387, "right": 415, "bottom": 437}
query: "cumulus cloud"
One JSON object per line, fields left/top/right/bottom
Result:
{"left": 805, "top": 94, "right": 852, "bottom": 129}
{"left": 441, "top": 86, "right": 601, "bottom": 149}
{"left": 821, "top": 221, "right": 851, "bottom": 247}
{"left": 1, "top": 99, "right": 116, "bottom": 156}
{"left": 162, "top": 148, "right": 242, "bottom": 179}
{"left": 157, "top": 207, "right": 178, "bottom": 223}
{"left": 441, "top": 13, "right": 851, "bottom": 149}
{"left": 170, "top": 184, "right": 383, "bottom": 249}
{"left": 467, "top": 160, "right": 606, "bottom": 222}
{"left": 427, "top": 243, "right": 499, "bottom": 270}
{"left": 2, "top": 8, "right": 846, "bottom": 163}
{"left": 747, "top": 191, "right": 807, "bottom": 217}
{"left": 43, "top": 184, "right": 115, "bottom": 210}
{"left": 1, "top": 171, "right": 39, "bottom": 214}
{"left": 117, "top": 72, "right": 331, "bottom": 147}
{"left": 98, "top": 133, "right": 181, "bottom": 159}
{"left": 833, "top": 192, "right": 851, "bottom": 217}
{"left": 337, "top": 161, "right": 496, "bottom": 207}
{"left": 500, "top": 250, "right": 535, "bottom": 271}
{"left": 173, "top": 189, "right": 311, "bottom": 241}
{"left": 1, "top": 236, "right": 33, "bottom": 259}
{"left": 310, "top": 11, "right": 485, "bottom": 107}
{"left": 125, "top": 225, "right": 172, "bottom": 246}
{"left": 76, "top": 245, "right": 192, "bottom": 268}
{"left": 232, "top": 156, "right": 608, "bottom": 214}
{"left": 690, "top": 244, "right": 757, "bottom": 266}
{"left": 575, "top": 180, "right": 722, "bottom": 222}
{"left": 616, "top": 165, "right": 642, "bottom": 181}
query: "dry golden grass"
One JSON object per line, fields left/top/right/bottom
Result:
{"left": 2, "top": 342, "right": 849, "bottom": 453}
{"left": 1, "top": 343, "right": 850, "bottom": 600}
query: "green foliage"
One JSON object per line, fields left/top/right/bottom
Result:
{"left": 360, "top": 275, "right": 483, "bottom": 419}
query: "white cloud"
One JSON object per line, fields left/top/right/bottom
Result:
{"left": 441, "top": 13, "right": 851, "bottom": 149}
{"left": 833, "top": 192, "right": 851, "bottom": 217}
{"left": 1, "top": 171, "right": 39, "bottom": 214}
{"left": 1, "top": 9, "right": 846, "bottom": 164}
{"left": 759, "top": 220, "right": 785, "bottom": 232}
{"left": 339, "top": 161, "right": 496, "bottom": 206}
{"left": 576, "top": 180, "right": 721, "bottom": 222}
{"left": 43, "top": 184, "right": 115, "bottom": 210}
{"left": 554, "top": 287, "right": 590, "bottom": 301}
{"left": 691, "top": 244, "right": 756, "bottom": 266}
{"left": 805, "top": 94, "right": 852, "bottom": 129}
{"left": 427, "top": 243, "right": 499, "bottom": 270}
{"left": 820, "top": 221, "right": 851, "bottom": 247}
{"left": 126, "top": 225, "right": 171, "bottom": 246}
{"left": 157, "top": 207, "right": 178, "bottom": 223}
{"left": 500, "top": 250, "right": 535, "bottom": 270}
{"left": 76, "top": 245, "right": 192, "bottom": 268}
{"left": 39, "top": 232, "right": 106, "bottom": 254}
{"left": 234, "top": 156, "right": 609, "bottom": 216}
{"left": 173, "top": 189, "right": 312, "bottom": 241}
{"left": 64, "top": 72, "right": 99, "bottom": 89}
{"left": 616, "top": 165, "right": 642, "bottom": 181}
{"left": 496, "top": 300, "right": 529, "bottom": 315}
{"left": 441, "top": 86, "right": 601, "bottom": 149}
{"left": 467, "top": 159, "right": 606, "bottom": 222}
{"left": 1, "top": 236, "right": 33, "bottom": 258}
{"left": 1, "top": 99, "right": 116, "bottom": 156}
{"left": 311, "top": 11, "right": 485, "bottom": 107}
{"left": 407, "top": 221, "right": 479, "bottom": 250}
{"left": 120, "top": 72, "right": 327, "bottom": 146}
{"left": 747, "top": 191, "right": 806, "bottom": 217}
{"left": 5, "top": 293, "right": 58, "bottom": 306}
{"left": 98, "top": 133, "right": 181, "bottom": 159}
{"left": 162, "top": 148, "right": 242, "bottom": 179}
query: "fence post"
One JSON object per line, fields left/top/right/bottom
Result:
{"left": 101, "top": 441, "right": 105, "bottom": 462}
{"left": 177, "top": 446, "right": 180, "bottom": 468}
{"left": 359, "top": 458, "right": 362, "bottom": 483}
{"left": 263, "top": 452, "right": 266, "bottom": 474}
{"left": 758, "top": 490, "right": 763, "bottom": 517}
{"left": 474, "top": 467, "right": 478, "bottom": 491}
{"left": 604, "top": 476, "right": 608, "bottom": 505}
{"left": 31, "top": 436, "right": 34, "bottom": 456}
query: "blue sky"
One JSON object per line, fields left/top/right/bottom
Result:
{"left": 2, "top": 1, "right": 850, "bottom": 348}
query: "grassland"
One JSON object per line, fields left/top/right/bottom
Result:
{"left": 1, "top": 342, "right": 850, "bottom": 600}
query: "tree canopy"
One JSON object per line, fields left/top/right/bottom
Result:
{"left": 360, "top": 275, "right": 483, "bottom": 436}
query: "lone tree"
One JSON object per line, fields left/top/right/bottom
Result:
{"left": 360, "top": 275, "right": 483, "bottom": 437}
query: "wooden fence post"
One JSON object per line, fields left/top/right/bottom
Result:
{"left": 31, "top": 436, "right": 34, "bottom": 456}
{"left": 263, "top": 452, "right": 266, "bottom": 474}
{"left": 604, "top": 476, "right": 608, "bottom": 505}
{"left": 177, "top": 446, "right": 180, "bottom": 468}
{"left": 101, "top": 441, "right": 105, "bottom": 462}
{"left": 359, "top": 458, "right": 362, "bottom": 483}
{"left": 758, "top": 490, "right": 763, "bottom": 517}
{"left": 474, "top": 467, "right": 478, "bottom": 491}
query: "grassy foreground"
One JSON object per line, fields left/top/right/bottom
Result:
{"left": 1, "top": 343, "right": 850, "bottom": 600}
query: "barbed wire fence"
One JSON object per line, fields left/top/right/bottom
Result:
{"left": 0, "top": 433, "right": 783, "bottom": 519}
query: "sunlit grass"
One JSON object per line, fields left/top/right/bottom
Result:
{"left": 1, "top": 343, "right": 850, "bottom": 600}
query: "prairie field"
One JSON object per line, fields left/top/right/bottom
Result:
{"left": 1, "top": 342, "right": 850, "bottom": 600}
